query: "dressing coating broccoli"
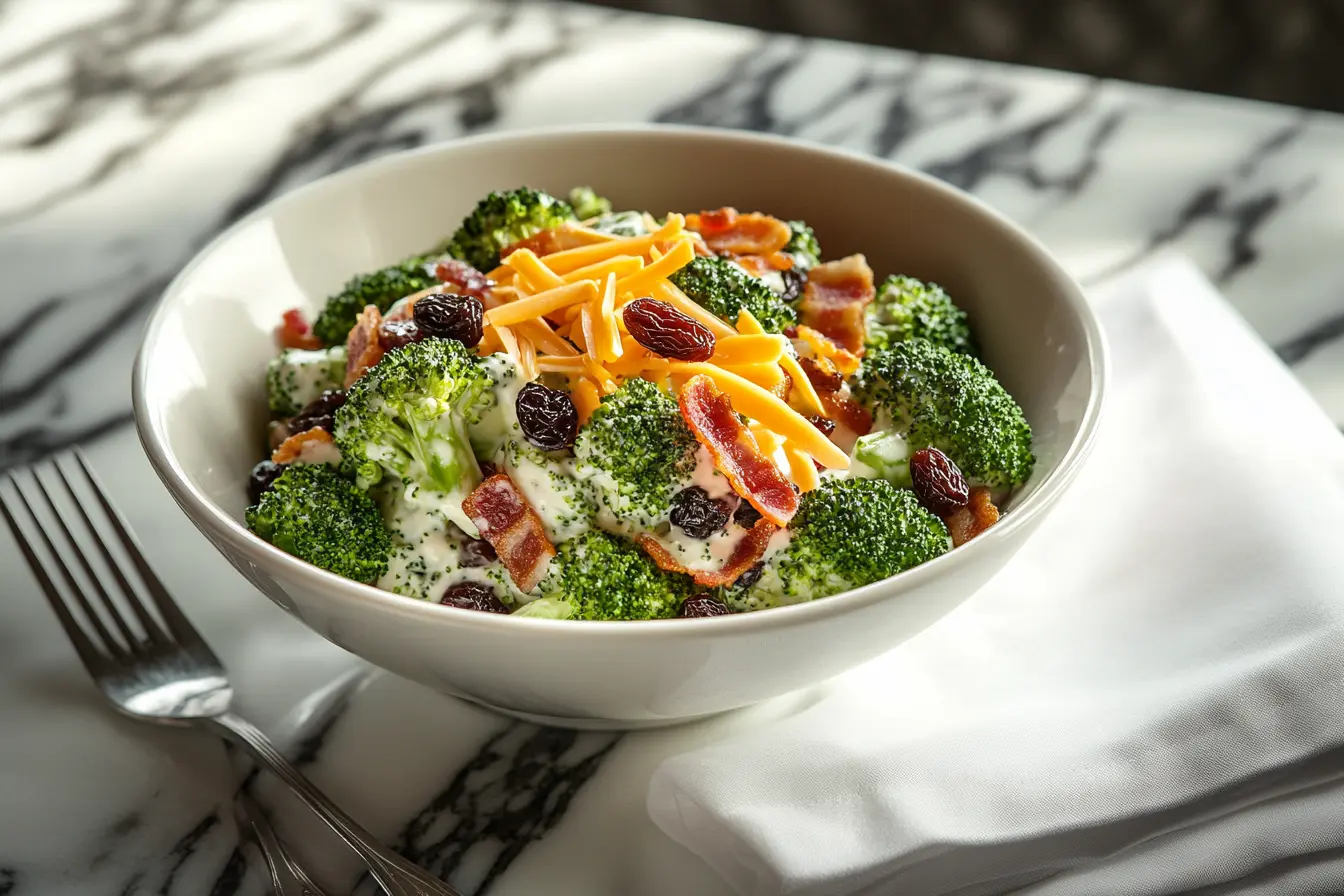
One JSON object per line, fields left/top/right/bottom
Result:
{"left": 572, "top": 377, "right": 697, "bottom": 524}
{"left": 538, "top": 530, "right": 693, "bottom": 621}
{"left": 726, "top": 478, "right": 948, "bottom": 611}
{"left": 866, "top": 275, "right": 976, "bottom": 356}
{"left": 266, "top": 346, "right": 346, "bottom": 416}
{"left": 669, "top": 256, "right": 797, "bottom": 334}
{"left": 567, "top": 186, "right": 612, "bottom": 220}
{"left": 245, "top": 463, "right": 391, "bottom": 583}
{"left": 443, "top": 187, "right": 574, "bottom": 272}
{"left": 857, "top": 338, "right": 1033, "bottom": 489}
{"left": 333, "top": 338, "right": 494, "bottom": 535}
{"left": 783, "top": 220, "right": 821, "bottom": 272}
{"left": 312, "top": 256, "right": 436, "bottom": 346}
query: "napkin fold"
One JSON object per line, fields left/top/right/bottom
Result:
{"left": 647, "top": 256, "right": 1344, "bottom": 896}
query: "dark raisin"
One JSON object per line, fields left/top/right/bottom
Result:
{"left": 439, "top": 582, "right": 508, "bottom": 613}
{"left": 459, "top": 538, "right": 497, "bottom": 568}
{"left": 734, "top": 562, "right": 765, "bottom": 591}
{"left": 733, "top": 500, "right": 762, "bottom": 529}
{"left": 779, "top": 269, "right": 807, "bottom": 303}
{"left": 248, "top": 460, "right": 285, "bottom": 505}
{"left": 378, "top": 318, "right": 422, "bottom": 351}
{"left": 516, "top": 382, "right": 579, "bottom": 451}
{"left": 910, "top": 447, "right": 970, "bottom": 517}
{"left": 669, "top": 486, "right": 730, "bottom": 539}
{"left": 806, "top": 415, "right": 836, "bottom": 436}
{"left": 478, "top": 460, "right": 497, "bottom": 478}
{"left": 782, "top": 324, "right": 799, "bottom": 338}
{"left": 413, "top": 293, "right": 484, "bottom": 347}
{"left": 622, "top": 297, "right": 716, "bottom": 362}
{"left": 679, "top": 594, "right": 731, "bottom": 618}
{"left": 289, "top": 389, "right": 346, "bottom": 434}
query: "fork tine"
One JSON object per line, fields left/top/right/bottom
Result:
{"left": 50, "top": 458, "right": 170, "bottom": 646}
{"left": 1, "top": 474, "right": 125, "bottom": 669}
{"left": 70, "top": 450, "right": 206, "bottom": 647}
{"left": 36, "top": 464, "right": 149, "bottom": 649}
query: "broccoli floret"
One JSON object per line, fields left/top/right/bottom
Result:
{"left": 866, "top": 275, "right": 976, "bottom": 356}
{"left": 783, "top": 220, "right": 821, "bottom": 272}
{"left": 669, "top": 256, "right": 797, "bottom": 334}
{"left": 726, "top": 478, "right": 947, "bottom": 611}
{"left": 567, "top": 186, "right": 612, "bottom": 220}
{"left": 539, "top": 530, "right": 693, "bottom": 621}
{"left": 443, "top": 187, "right": 574, "bottom": 272}
{"left": 246, "top": 463, "right": 391, "bottom": 583}
{"left": 334, "top": 338, "right": 493, "bottom": 535}
{"left": 312, "top": 256, "right": 437, "bottom": 346}
{"left": 857, "top": 338, "right": 1034, "bottom": 489}
{"left": 266, "top": 346, "right": 346, "bottom": 416}
{"left": 572, "top": 378, "right": 697, "bottom": 523}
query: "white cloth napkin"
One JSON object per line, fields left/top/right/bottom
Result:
{"left": 647, "top": 255, "right": 1344, "bottom": 896}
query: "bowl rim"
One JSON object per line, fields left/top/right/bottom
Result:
{"left": 132, "top": 122, "right": 1108, "bottom": 639}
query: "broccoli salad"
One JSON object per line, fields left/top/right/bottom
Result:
{"left": 247, "top": 187, "right": 1034, "bottom": 620}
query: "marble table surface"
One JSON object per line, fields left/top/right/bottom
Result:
{"left": 3, "top": 1, "right": 1343, "bottom": 894}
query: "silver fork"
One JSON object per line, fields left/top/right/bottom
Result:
{"left": 235, "top": 792, "right": 331, "bottom": 896}
{"left": 0, "top": 451, "right": 459, "bottom": 896}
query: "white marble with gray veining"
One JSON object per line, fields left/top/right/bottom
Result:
{"left": 3, "top": 1, "right": 1344, "bottom": 894}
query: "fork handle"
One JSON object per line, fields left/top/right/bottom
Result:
{"left": 206, "top": 712, "right": 462, "bottom": 896}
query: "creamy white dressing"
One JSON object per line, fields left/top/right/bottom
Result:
{"left": 756, "top": 269, "right": 787, "bottom": 295}
{"left": 500, "top": 442, "right": 592, "bottom": 544}
{"left": 296, "top": 438, "right": 342, "bottom": 467}
{"left": 271, "top": 346, "right": 345, "bottom": 413}
{"left": 379, "top": 537, "right": 535, "bottom": 605}
{"left": 688, "top": 445, "right": 734, "bottom": 499}
{"left": 471, "top": 354, "right": 525, "bottom": 459}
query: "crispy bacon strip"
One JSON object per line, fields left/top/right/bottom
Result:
{"left": 945, "top": 487, "right": 1000, "bottom": 547}
{"left": 638, "top": 519, "right": 778, "bottom": 587}
{"left": 271, "top": 427, "right": 332, "bottom": 464}
{"left": 799, "top": 254, "right": 875, "bottom": 355}
{"left": 499, "top": 226, "right": 600, "bottom": 260}
{"left": 344, "top": 304, "right": 385, "bottom": 387}
{"left": 686, "top": 208, "right": 792, "bottom": 257}
{"left": 461, "top": 474, "right": 556, "bottom": 592}
{"left": 678, "top": 374, "right": 798, "bottom": 526}
{"left": 799, "top": 358, "right": 873, "bottom": 438}
{"left": 276, "top": 308, "right": 322, "bottom": 350}
{"left": 730, "top": 252, "right": 794, "bottom": 278}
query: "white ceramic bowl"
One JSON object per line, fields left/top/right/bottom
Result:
{"left": 134, "top": 126, "right": 1105, "bottom": 728}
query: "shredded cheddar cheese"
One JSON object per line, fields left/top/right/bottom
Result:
{"left": 463, "top": 213, "right": 852, "bottom": 493}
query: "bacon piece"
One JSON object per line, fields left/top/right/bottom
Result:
{"left": 434, "top": 258, "right": 494, "bottom": 297}
{"left": 499, "top": 226, "right": 598, "bottom": 260}
{"left": 730, "top": 252, "right": 794, "bottom": 278}
{"left": 945, "top": 487, "right": 1000, "bottom": 547}
{"left": 799, "top": 358, "right": 872, "bottom": 437}
{"left": 686, "top": 208, "right": 792, "bottom": 257}
{"left": 637, "top": 519, "right": 778, "bottom": 587}
{"left": 461, "top": 474, "right": 556, "bottom": 592}
{"left": 799, "top": 255, "right": 875, "bottom": 355}
{"left": 344, "top": 304, "right": 385, "bottom": 387}
{"left": 270, "top": 427, "right": 332, "bottom": 464}
{"left": 678, "top": 374, "right": 798, "bottom": 527}
{"left": 276, "top": 308, "right": 322, "bottom": 350}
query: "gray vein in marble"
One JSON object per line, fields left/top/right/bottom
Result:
{"left": 1083, "top": 115, "right": 1315, "bottom": 286}
{"left": 367, "top": 724, "right": 621, "bottom": 895}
